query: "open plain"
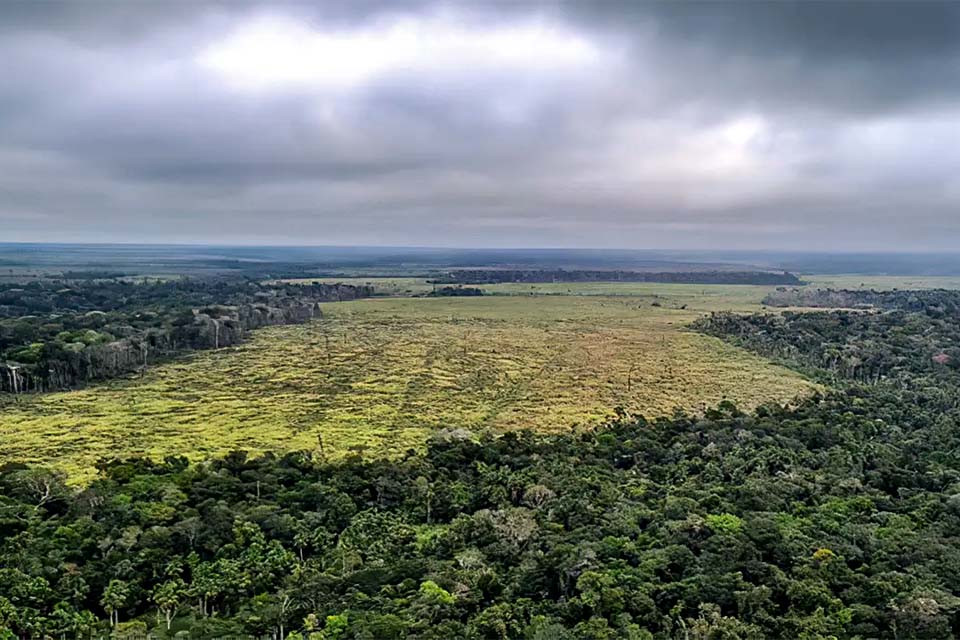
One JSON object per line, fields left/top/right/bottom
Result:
{"left": 0, "top": 283, "right": 817, "bottom": 480}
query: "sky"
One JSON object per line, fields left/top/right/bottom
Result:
{"left": 2, "top": 1, "right": 959, "bottom": 251}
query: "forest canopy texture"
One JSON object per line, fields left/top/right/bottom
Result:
{"left": 0, "top": 280, "right": 372, "bottom": 393}
{"left": 4, "top": 289, "right": 960, "bottom": 639}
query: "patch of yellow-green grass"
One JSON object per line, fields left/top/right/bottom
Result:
{"left": 276, "top": 276, "right": 782, "bottom": 307}
{"left": 481, "top": 282, "right": 777, "bottom": 308}
{"left": 270, "top": 277, "right": 435, "bottom": 296}
{"left": 0, "top": 285, "right": 818, "bottom": 482}
{"left": 803, "top": 275, "right": 960, "bottom": 291}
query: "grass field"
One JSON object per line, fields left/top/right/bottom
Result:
{"left": 0, "top": 284, "right": 818, "bottom": 481}
{"left": 277, "top": 276, "right": 793, "bottom": 302}
{"left": 284, "top": 275, "right": 960, "bottom": 294}
{"left": 803, "top": 275, "right": 960, "bottom": 290}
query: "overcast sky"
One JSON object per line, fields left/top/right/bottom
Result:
{"left": 2, "top": 1, "right": 959, "bottom": 250}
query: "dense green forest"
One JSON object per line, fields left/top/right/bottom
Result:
{"left": 0, "top": 280, "right": 372, "bottom": 393}
{"left": 761, "top": 287, "right": 960, "bottom": 312}
{"left": 0, "top": 280, "right": 373, "bottom": 319}
{"left": 697, "top": 291, "right": 960, "bottom": 386}
{"left": 4, "top": 289, "right": 960, "bottom": 638}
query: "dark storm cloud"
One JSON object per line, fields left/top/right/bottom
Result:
{"left": 563, "top": 1, "right": 960, "bottom": 116}
{"left": 1, "top": 1, "right": 959, "bottom": 249}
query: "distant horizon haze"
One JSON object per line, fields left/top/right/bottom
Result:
{"left": 2, "top": 242, "right": 960, "bottom": 277}
{"left": 3, "top": 240, "right": 960, "bottom": 257}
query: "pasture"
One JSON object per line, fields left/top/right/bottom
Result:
{"left": 803, "top": 275, "right": 960, "bottom": 291}
{"left": 0, "top": 284, "right": 818, "bottom": 480}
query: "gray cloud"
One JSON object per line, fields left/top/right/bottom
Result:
{"left": 1, "top": 1, "right": 959, "bottom": 250}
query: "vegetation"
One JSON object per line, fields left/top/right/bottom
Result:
{"left": 429, "top": 270, "right": 802, "bottom": 286}
{"left": 4, "top": 382, "right": 960, "bottom": 638}
{"left": 0, "top": 280, "right": 372, "bottom": 392}
{"left": 425, "top": 286, "right": 484, "bottom": 297}
{"left": 761, "top": 287, "right": 960, "bottom": 311}
{"left": 698, "top": 289, "right": 960, "bottom": 386}
{"left": 0, "top": 288, "right": 815, "bottom": 482}
{"left": 0, "top": 280, "right": 372, "bottom": 319}
{"left": 13, "top": 279, "right": 960, "bottom": 638}
{"left": 803, "top": 275, "right": 960, "bottom": 291}
{"left": 280, "top": 278, "right": 795, "bottom": 302}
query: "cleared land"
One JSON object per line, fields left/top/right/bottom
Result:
{"left": 0, "top": 284, "right": 817, "bottom": 481}
{"left": 283, "top": 275, "right": 960, "bottom": 294}
{"left": 804, "top": 275, "right": 960, "bottom": 290}
{"left": 277, "top": 276, "right": 796, "bottom": 300}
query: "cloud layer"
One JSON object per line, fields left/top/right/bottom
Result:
{"left": 2, "top": 1, "right": 959, "bottom": 250}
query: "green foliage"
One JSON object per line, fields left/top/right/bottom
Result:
{"left": 8, "top": 342, "right": 44, "bottom": 364}
{"left": 705, "top": 513, "right": 744, "bottom": 535}
{"left": 0, "top": 278, "right": 372, "bottom": 392}
{"left": 418, "top": 580, "right": 455, "bottom": 606}
{"left": 321, "top": 613, "right": 349, "bottom": 639}
{"left": 697, "top": 289, "right": 960, "bottom": 388}
{"left": 2, "top": 375, "right": 960, "bottom": 637}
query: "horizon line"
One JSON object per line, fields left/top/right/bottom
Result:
{"left": 1, "top": 241, "right": 959, "bottom": 256}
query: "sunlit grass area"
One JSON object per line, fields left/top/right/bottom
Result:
{"left": 272, "top": 277, "right": 437, "bottom": 296}
{"left": 803, "top": 275, "right": 960, "bottom": 290}
{"left": 276, "top": 276, "right": 786, "bottom": 304}
{"left": 0, "top": 284, "right": 818, "bottom": 481}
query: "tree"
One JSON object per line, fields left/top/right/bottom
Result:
{"left": 8, "top": 469, "right": 68, "bottom": 511}
{"left": 152, "top": 578, "right": 185, "bottom": 630}
{"left": 100, "top": 579, "right": 130, "bottom": 627}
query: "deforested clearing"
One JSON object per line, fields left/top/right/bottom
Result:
{"left": 0, "top": 286, "right": 817, "bottom": 480}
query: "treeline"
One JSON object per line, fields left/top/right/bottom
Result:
{"left": 697, "top": 289, "right": 960, "bottom": 386}
{"left": 0, "top": 279, "right": 371, "bottom": 319}
{"left": 4, "top": 386, "right": 960, "bottom": 639}
{"left": 430, "top": 270, "right": 803, "bottom": 286}
{"left": 762, "top": 287, "right": 960, "bottom": 313}
{"left": 0, "top": 280, "right": 372, "bottom": 393}
{"left": 426, "top": 286, "right": 484, "bottom": 297}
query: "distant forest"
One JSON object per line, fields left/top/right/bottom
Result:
{"left": 426, "top": 286, "right": 485, "bottom": 297}
{"left": 430, "top": 270, "right": 802, "bottom": 286}
{"left": 4, "top": 243, "right": 960, "bottom": 278}
{"left": 698, "top": 289, "right": 960, "bottom": 385}
{"left": 762, "top": 287, "right": 960, "bottom": 312}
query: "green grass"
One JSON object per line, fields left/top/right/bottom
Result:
{"left": 273, "top": 274, "right": 960, "bottom": 295}
{"left": 272, "top": 277, "right": 437, "bottom": 296}
{"left": 276, "top": 276, "right": 784, "bottom": 305}
{"left": 803, "top": 275, "right": 960, "bottom": 290}
{"left": 0, "top": 284, "right": 818, "bottom": 482}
